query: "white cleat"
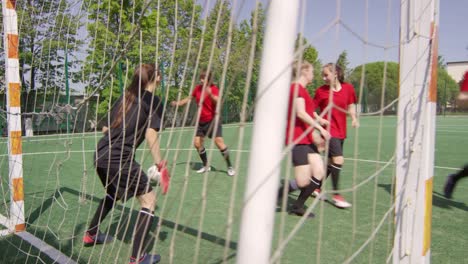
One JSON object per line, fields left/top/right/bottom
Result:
{"left": 332, "top": 194, "right": 352, "bottom": 208}
{"left": 311, "top": 188, "right": 327, "bottom": 200}
{"left": 311, "top": 188, "right": 321, "bottom": 197}
{"left": 227, "top": 167, "right": 236, "bottom": 176}
{"left": 196, "top": 166, "right": 211, "bottom": 173}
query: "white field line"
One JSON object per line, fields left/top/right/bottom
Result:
{"left": 0, "top": 213, "right": 11, "bottom": 237}
{"left": 0, "top": 148, "right": 460, "bottom": 171}
{"left": 0, "top": 123, "right": 254, "bottom": 144}
{"left": 16, "top": 231, "right": 77, "bottom": 264}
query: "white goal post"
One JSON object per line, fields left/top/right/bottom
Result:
{"left": 237, "top": 0, "right": 440, "bottom": 263}
{"left": 394, "top": 0, "right": 439, "bottom": 263}
{"left": 1, "top": 0, "right": 25, "bottom": 235}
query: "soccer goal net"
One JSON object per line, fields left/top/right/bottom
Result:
{"left": 1, "top": 0, "right": 440, "bottom": 263}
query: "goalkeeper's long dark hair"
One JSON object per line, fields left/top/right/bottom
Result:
{"left": 111, "top": 63, "right": 160, "bottom": 128}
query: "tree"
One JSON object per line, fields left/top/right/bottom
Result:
{"left": 348, "top": 62, "right": 399, "bottom": 113}
{"left": 198, "top": 0, "right": 232, "bottom": 74}
{"left": 194, "top": 1, "right": 267, "bottom": 123}
{"left": 349, "top": 61, "right": 459, "bottom": 114}
{"left": 295, "top": 35, "right": 322, "bottom": 92}
{"left": 437, "top": 67, "right": 459, "bottom": 112}
{"left": 82, "top": 0, "right": 202, "bottom": 115}
{"left": 437, "top": 55, "right": 446, "bottom": 69}
{"left": 159, "top": 0, "right": 203, "bottom": 99}
{"left": 13, "top": 0, "right": 83, "bottom": 111}
{"left": 336, "top": 50, "right": 350, "bottom": 78}
{"left": 223, "top": 2, "right": 266, "bottom": 122}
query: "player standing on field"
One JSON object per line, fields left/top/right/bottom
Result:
{"left": 84, "top": 64, "right": 169, "bottom": 264}
{"left": 278, "top": 60, "right": 330, "bottom": 217}
{"left": 444, "top": 70, "right": 468, "bottom": 198}
{"left": 312, "top": 63, "right": 358, "bottom": 209}
{"left": 171, "top": 70, "right": 235, "bottom": 176}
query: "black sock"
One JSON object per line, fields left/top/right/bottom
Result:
{"left": 293, "top": 177, "right": 322, "bottom": 209}
{"left": 132, "top": 208, "right": 155, "bottom": 259}
{"left": 198, "top": 147, "right": 208, "bottom": 167}
{"left": 87, "top": 194, "right": 115, "bottom": 236}
{"left": 453, "top": 164, "right": 468, "bottom": 182}
{"left": 328, "top": 163, "right": 342, "bottom": 191}
{"left": 220, "top": 147, "right": 232, "bottom": 167}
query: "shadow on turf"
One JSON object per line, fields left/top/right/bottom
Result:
{"left": 25, "top": 186, "right": 238, "bottom": 263}
{"left": 378, "top": 183, "right": 468, "bottom": 212}
{"left": 432, "top": 191, "right": 468, "bottom": 211}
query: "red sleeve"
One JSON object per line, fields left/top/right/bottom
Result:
{"left": 211, "top": 85, "right": 220, "bottom": 96}
{"left": 347, "top": 83, "right": 357, "bottom": 105}
{"left": 191, "top": 85, "right": 200, "bottom": 97}
{"left": 461, "top": 72, "right": 468, "bottom": 92}
{"left": 298, "top": 86, "right": 307, "bottom": 100}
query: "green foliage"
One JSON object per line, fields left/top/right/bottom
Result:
{"left": 348, "top": 62, "right": 399, "bottom": 113}
{"left": 437, "top": 67, "right": 459, "bottom": 108}
{"left": 337, "top": 50, "right": 350, "bottom": 77}
{"left": 83, "top": 0, "right": 203, "bottom": 115}
{"left": 349, "top": 61, "right": 459, "bottom": 113}
{"left": 15, "top": 0, "right": 83, "bottom": 98}
{"left": 295, "top": 35, "right": 323, "bottom": 92}
{"left": 220, "top": 2, "right": 266, "bottom": 122}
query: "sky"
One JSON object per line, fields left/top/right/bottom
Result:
{"left": 198, "top": 0, "right": 468, "bottom": 67}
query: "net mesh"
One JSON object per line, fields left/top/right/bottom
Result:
{"left": 0, "top": 0, "right": 444, "bottom": 263}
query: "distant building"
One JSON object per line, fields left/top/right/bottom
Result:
{"left": 447, "top": 61, "right": 468, "bottom": 82}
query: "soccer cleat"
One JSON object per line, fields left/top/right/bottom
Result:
{"left": 444, "top": 174, "right": 456, "bottom": 199}
{"left": 288, "top": 206, "right": 315, "bottom": 218}
{"left": 83, "top": 231, "right": 113, "bottom": 247}
{"left": 157, "top": 160, "right": 170, "bottom": 195}
{"left": 227, "top": 167, "right": 236, "bottom": 176}
{"left": 129, "top": 253, "right": 161, "bottom": 264}
{"left": 196, "top": 166, "right": 211, "bottom": 173}
{"left": 332, "top": 194, "right": 352, "bottom": 209}
{"left": 311, "top": 188, "right": 321, "bottom": 197}
{"left": 311, "top": 188, "right": 327, "bottom": 200}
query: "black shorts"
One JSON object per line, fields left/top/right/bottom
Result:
{"left": 328, "top": 138, "right": 344, "bottom": 157}
{"left": 292, "top": 144, "right": 319, "bottom": 166}
{"left": 196, "top": 120, "right": 223, "bottom": 138}
{"left": 96, "top": 163, "right": 152, "bottom": 202}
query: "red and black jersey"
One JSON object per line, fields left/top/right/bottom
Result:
{"left": 285, "top": 83, "right": 317, "bottom": 145}
{"left": 314, "top": 82, "right": 357, "bottom": 139}
{"left": 192, "top": 84, "right": 219, "bottom": 123}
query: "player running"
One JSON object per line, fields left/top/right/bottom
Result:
{"left": 278, "top": 60, "right": 330, "bottom": 217}
{"left": 171, "top": 70, "right": 235, "bottom": 176}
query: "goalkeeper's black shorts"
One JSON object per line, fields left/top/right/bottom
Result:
{"left": 96, "top": 163, "right": 153, "bottom": 201}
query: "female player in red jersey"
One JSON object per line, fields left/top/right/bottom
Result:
{"left": 444, "top": 71, "right": 468, "bottom": 198}
{"left": 171, "top": 71, "right": 235, "bottom": 176}
{"left": 312, "top": 63, "right": 358, "bottom": 209}
{"left": 278, "top": 61, "right": 330, "bottom": 217}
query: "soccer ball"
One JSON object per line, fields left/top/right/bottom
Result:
{"left": 147, "top": 165, "right": 161, "bottom": 182}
